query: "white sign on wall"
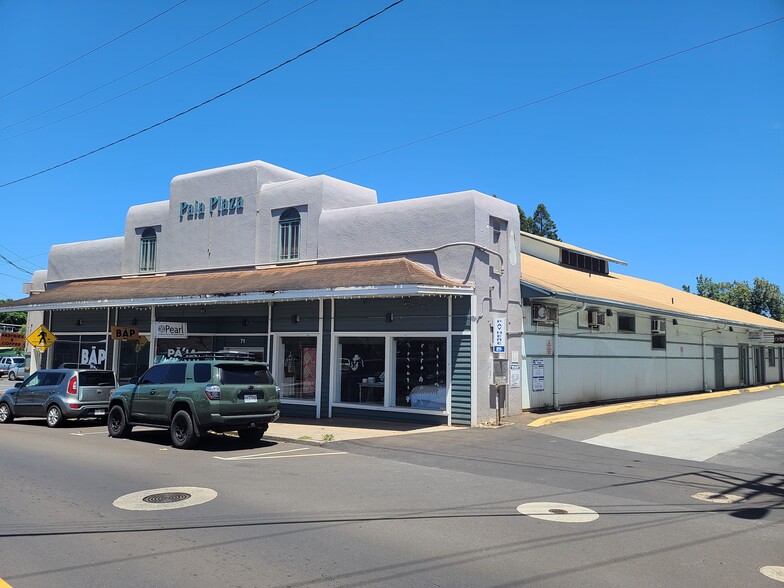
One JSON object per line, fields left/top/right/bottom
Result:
{"left": 532, "top": 358, "right": 545, "bottom": 392}
{"left": 154, "top": 322, "right": 188, "bottom": 339}
{"left": 493, "top": 318, "right": 506, "bottom": 353}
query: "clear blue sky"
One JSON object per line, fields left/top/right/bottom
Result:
{"left": 0, "top": 0, "right": 782, "bottom": 301}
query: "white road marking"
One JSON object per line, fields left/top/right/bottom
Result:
{"left": 584, "top": 396, "right": 784, "bottom": 461}
{"left": 517, "top": 502, "right": 599, "bottom": 523}
{"left": 214, "top": 447, "right": 346, "bottom": 461}
{"left": 761, "top": 566, "right": 784, "bottom": 583}
{"left": 213, "top": 447, "right": 311, "bottom": 460}
{"left": 70, "top": 431, "right": 108, "bottom": 436}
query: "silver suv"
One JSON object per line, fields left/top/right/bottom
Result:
{"left": 0, "top": 369, "right": 117, "bottom": 427}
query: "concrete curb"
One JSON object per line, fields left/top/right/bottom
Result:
{"left": 527, "top": 384, "right": 784, "bottom": 428}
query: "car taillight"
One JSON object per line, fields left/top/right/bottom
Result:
{"left": 69, "top": 404, "right": 79, "bottom": 409}
{"left": 67, "top": 376, "right": 77, "bottom": 395}
{"left": 205, "top": 385, "right": 221, "bottom": 400}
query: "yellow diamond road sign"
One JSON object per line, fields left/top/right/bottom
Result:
{"left": 28, "top": 325, "right": 56, "bottom": 352}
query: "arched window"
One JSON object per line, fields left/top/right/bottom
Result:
{"left": 139, "top": 227, "right": 157, "bottom": 273}
{"left": 278, "top": 208, "right": 301, "bottom": 261}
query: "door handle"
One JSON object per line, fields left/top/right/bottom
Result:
{"left": 149, "top": 389, "right": 157, "bottom": 395}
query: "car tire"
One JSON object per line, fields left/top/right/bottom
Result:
{"left": 0, "top": 402, "right": 13, "bottom": 424}
{"left": 107, "top": 405, "right": 132, "bottom": 438}
{"left": 237, "top": 427, "right": 264, "bottom": 442}
{"left": 170, "top": 410, "right": 199, "bottom": 449}
{"left": 46, "top": 404, "right": 64, "bottom": 428}
{"left": 8, "top": 371, "right": 15, "bottom": 381}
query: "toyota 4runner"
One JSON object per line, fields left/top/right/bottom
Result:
{"left": 107, "top": 352, "right": 280, "bottom": 449}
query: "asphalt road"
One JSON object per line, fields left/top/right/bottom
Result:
{"left": 0, "top": 391, "right": 782, "bottom": 588}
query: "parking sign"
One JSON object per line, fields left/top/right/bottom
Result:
{"left": 493, "top": 318, "right": 506, "bottom": 353}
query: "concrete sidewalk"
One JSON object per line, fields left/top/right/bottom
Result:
{"left": 526, "top": 383, "right": 784, "bottom": 428}
{"left": 265, "top": 417, "right": 456, "bottom": 444}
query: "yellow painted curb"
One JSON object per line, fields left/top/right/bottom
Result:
{"left": 527, "top": 384, "right": 784, "bottom": 428}
{"left": 0, "top": 577, "right": 12, "bottom": 588}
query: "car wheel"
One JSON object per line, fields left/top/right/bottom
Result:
{"left": 46, "top": 404, "right": 64, "bottom": 428}
{"left": 107, "top": 405, "right": 132, "bottom": 438}
{"left": 237, "top": 427, "right": 263, "bottom": 442}
{"left": 170, "top": 410, "right": 199, "bottom": 449}
{"left": 0, "top": 402, "right": 13, "bottom": 424}
{"left": 8, "top": 371, "right": 15, "bottom": 381}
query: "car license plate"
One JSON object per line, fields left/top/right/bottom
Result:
{"left": 244, "top": 394, "right": 257, "bottom": 403}
{"left": 95, "top": 409, "right": 105, "bottom": 416}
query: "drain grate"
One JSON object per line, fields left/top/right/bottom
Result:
{"left": 143, "top": 492, "right": 192, "bottom": 504}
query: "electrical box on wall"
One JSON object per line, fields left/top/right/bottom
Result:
{"left": 493, "top": 358, "right": 508, "bottom": 386}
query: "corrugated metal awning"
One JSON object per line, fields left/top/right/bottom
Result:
{"left": 3, "top": 258, "right": 473, "bottom": 311}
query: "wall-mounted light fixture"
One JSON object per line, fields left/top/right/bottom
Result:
{"left": 386, "top": 313, "right": 394, "bottom": 323}
{"left": 606, "top": 309, "right": 613, "bottom": 317}
{"left": 728, "top": 326, "right": 734, "bottom": 332}
{"left": 672, "top": 319, "right": 679, "bottom": 326}
{"left": 76, "top": 319, "right": 83, "bottom": 326}
{"left": 291, "top": 315, "right": 300, "bottom": 324}
{"left": 241, "top": 319, "right": 248, "bottom": 327}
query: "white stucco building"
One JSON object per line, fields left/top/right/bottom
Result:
{"left": 5, "top": 160, "right": 783, "bottom": 425}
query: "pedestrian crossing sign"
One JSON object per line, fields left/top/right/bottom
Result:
{"left": 27, "top": 325, "right": 56, "bottom": 352}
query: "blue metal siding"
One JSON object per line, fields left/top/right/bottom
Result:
{"left": 331, "top": 406, "right": 447, "bottom": 425}
{"left": 272, "top": 301, "right": 319, "bottom": 332}
{"left": 451, "top": 334, "right": 472, "bottom": 425}
{"left": 334, "top": 297, "right": 448, "bottom": 332}
{"left": 280, "top": 403, "right": 317, "bottom": 419}
{"left": 451, "top": 296, "right": 471, "bottom": 332}
{"left": 320, "top": 303, "right": 332, "bottom": 417}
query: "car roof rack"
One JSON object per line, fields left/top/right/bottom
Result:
{"left": 178, "top": 351, "right": 262, "bottom": 362}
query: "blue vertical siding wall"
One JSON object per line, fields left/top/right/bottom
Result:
{"left": 451, "top": 333, "right": 472, "bottom": 425}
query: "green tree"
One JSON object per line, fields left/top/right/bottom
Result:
{"left": 684, "top": 276, "right": 783, "bottom": 321}
{"left": 517, "top": 206, "right": 535, "bottom": 233}
{"left": 0, "top": 299, "right": 26, "bottom": 328}
{"left": 530, "top": 203, "right": 560, "bottom": 241}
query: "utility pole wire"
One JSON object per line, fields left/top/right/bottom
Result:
{"left": 0, "top": 0, "right": 189, "bottom": 102}
{"left": 321, "top": 14, "right": 784, "bottom": 175}
{"left": 0, "top": 0, "right": 405, "bottom": 190}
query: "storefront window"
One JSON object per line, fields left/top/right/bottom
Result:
{"left": 394, "top": 338, "right": 446, "bottom": 410}
{"left": 337, "top": 337, "right": 385, "bottom": 405}
{"left": 279, "top": 337, "right": 318, "bottom": 400}
{"left": 50, "top": 335, "right": 108, "bottom": 369}
{"left": 119, "top": 339, "right": 150, "bottom": 383}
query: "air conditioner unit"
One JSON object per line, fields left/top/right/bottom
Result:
{"left": 532, "top": 304, "right": 558, "bottom": 323}
{"left": 587, "top": 310, "right": 606, "bottom": 327}
{"left": 651, "top": 319, "right": 666, "bottom": 334}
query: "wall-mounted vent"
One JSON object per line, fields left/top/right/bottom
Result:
{"left": 532, "top": 304, "right": 558, "bottom": 323}
{"left": 587, "top": 310, "right": 606, "bottom": 327}
{"left": 651, "top": 319, "right": 666, "bottom": 334}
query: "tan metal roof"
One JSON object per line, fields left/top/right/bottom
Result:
{"left": 2, "top": 258, "right": 468, "bottom": 310}
{"left": 521, "top": 253, "right": 784, "bottom": 330}
{"left": 521, "top": 232, "right": 627, "bottom": 266}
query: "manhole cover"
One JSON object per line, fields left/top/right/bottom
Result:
{"left": 143, "top": 492, "right": 192, "bottom": 504}
{"left": 114, "top": 487, "right": 217, "bottom": 511}
{"left": 517, "top": 502, "right": 599, "bottom": 523}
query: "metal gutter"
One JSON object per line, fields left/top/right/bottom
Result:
{"left": 9, "top": 284, "right": 475, "bottom": 312}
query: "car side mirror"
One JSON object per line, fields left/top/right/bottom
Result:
{"left": 14, "top": 382, "right": 23, "bottom": 388}
{"left": 129, "top": 377, "right": 139, "bottom": 385}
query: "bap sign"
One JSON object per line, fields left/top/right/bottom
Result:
{"left": 111, "top": 326, "right": 140, "bottom": 341}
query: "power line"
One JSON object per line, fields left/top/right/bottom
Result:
{"left": 0, "top": 0, "right": 278, "bottom": 135}
{"left": 0, "top": 0, "right": 189, "bottom": 102}
{"left": 0, "top": 0, "right": 405, "bottom": 189}
{"left": 320, "top": 14, "right": 784, "bottom": 176}
{"left": 0, "top": 0, "right": 319, "bottom": 144}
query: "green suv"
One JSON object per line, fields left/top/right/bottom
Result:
{"left": 107, "top": 352, "right": 280, "bottom": 449}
